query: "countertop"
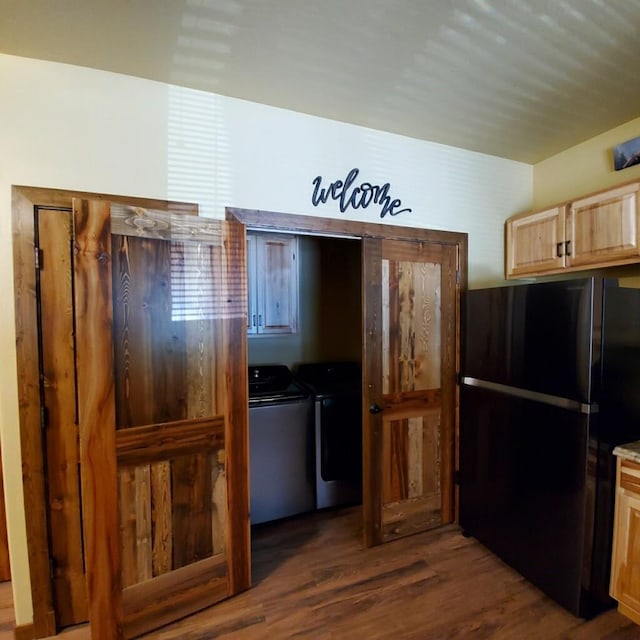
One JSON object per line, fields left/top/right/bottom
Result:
{"left": 613, "top": 440, "right": 640, "bottom": 464}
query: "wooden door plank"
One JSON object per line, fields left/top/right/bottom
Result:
{"left": 115, "top": 416, "right": 225, "bottom": 465}
{"left": 38, "top": 208, "right": 88, "bottom": 625}
{"left": 134, "top": 465, "right": 153, "bottom": 584}
{"left": 119, "top": 468, "right": 138, "bottom": 589}
{"left": 73, "top": 198, "right": 123, "bottom": 639}
{"left": 422, "top": 411, "right": 441, "bottom": 498}
{"left": 112, "top": 234, "right": 155, "bottom": 430}
{"left": 407, "top": 416, "right": 424, "bottom": 499}
{"left": 151, "top": 462, "right": 173, "bottom": 576}
{"left": 122, "top": 554, "right": 228, "bottom": 639}
{"left": 362, "top": 237, "right": 384, "bottom": 547}
{"left": 220, "top": 220, "right": 251, "bottom": 593}
{"left": 12, "top": 192, "right": 58, "bottom": 636}
{"left": 383, "top": 417, "right": 409, "bottom": 503}
{"left": 439, "top": 245, "right": 458, "bottom": 524}
{"left": 211, "top": 450, "right": 227, "bottom": 555}
{"left": 172, "top": 453, "right": 214, "bottom": 569}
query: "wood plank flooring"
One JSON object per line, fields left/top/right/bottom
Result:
{"left": 2, "top": 506, "right": 640, "bottom": 639}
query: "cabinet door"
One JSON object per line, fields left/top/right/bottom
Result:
{"left": 246, "top": 234, "right": 258, "bottom": 335}
{"left": 505, "top": 206, "right": 566, "bottom": 278}
{"left": 568, "top": 183, "right": 640, "bottom": 268}
{"left": 611, "top": 458, "right": 640, "bottom": 625}
{"left": 256, "top": 234, "right": 298, "bottom": 334}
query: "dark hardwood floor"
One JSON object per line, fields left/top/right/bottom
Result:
{"left": 4, "top": 506, "right": 640, "bottom": 639}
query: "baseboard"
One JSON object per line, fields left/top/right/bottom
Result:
{"left": 13, "top": 622, "right": 35, "bottom": 640}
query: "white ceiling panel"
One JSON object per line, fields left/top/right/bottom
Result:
{"left": 2, "top": 0, "right": 640, "bottom": 163}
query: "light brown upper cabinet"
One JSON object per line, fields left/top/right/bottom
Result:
{"left": 506, "top": 181, "right": 640, "bottom": 279}
{"left": 568, "top": 183, "right": 640, "bottom": 268}
{"left": 506, "top": 205, "right": 566, "bottom": 278}
{"left": 247, "top": 232, "right": 298, "bottom": 335}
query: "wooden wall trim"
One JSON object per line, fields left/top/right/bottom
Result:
{"left": 361, "top": 237, "right": 384, "bottom": 547}
{"left": 225, "top": 207, "right": 468, "bottom": 246}
{"left": 11, "top": 189, "right": 57, "bottom": 638}
{"left": 13, "top": 186, "right": 198, "bottom": 216}
{"left": 13, "top": 622, "right": 35, "bottom": 640}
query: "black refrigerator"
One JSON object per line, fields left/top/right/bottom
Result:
{"left": 459, "top": 277, "right": 640, "bottom": 618}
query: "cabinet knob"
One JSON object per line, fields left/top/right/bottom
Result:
{"left": 369, "top": 403, "right": 383, "bottom": 414}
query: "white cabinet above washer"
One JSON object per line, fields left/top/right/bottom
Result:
{"left": 247, "top": 232, "right": 299, "bottom": 336}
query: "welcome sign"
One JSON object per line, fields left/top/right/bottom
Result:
{"left": 311, "top": 168, "right": 412, "bottom": 218}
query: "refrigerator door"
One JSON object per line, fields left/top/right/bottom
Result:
{"left": 601, "top": 285, "right": 640, "bottom": 446}
{"left": 464, "top": 278, "right": 598, "bottom": 404}
{"left": 459, "top": 384, "right": 599, "bottom": 616}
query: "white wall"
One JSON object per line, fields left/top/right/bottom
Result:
{"left": 0, "top": 53, "right": 532, "bottom": 624}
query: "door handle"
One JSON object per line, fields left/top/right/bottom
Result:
{"left": 369, "top": 403, "right": 383, "bottom": 414}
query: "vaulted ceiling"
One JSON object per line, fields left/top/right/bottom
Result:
{"left": 3, "top": 0, "right": 640, "bottom": 163}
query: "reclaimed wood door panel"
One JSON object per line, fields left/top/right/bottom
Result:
{"left": 73, "top": 199, "right": 249, "bottom": 639}
{"left": 381, "top": 410, "right": 442, "bottom": 541}
{"left": 37, "top": 208, "right": 88, "bottom": 626}
{"left": 363, "top": 237, "right": 458, "bottom": 546}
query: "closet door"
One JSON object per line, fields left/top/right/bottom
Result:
{"left": 72, "top": 199, "right": 250, "bottom": 638}
{"left": 362, "top": 238, "right": 458, "bottom": 545}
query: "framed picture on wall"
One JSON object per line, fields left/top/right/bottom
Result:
{"left": 613, "top": 136, "right": 640, "bottom": 171}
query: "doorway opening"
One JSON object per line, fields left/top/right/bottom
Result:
{"left": 246, "top": 233, "right": 364, "bottom": 557}
{"left": 229, "top": 206, "right": 466, "bottom": 549}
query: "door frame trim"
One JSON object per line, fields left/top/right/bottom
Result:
{"left": 226, "top": 207, "right": 468, "bottom": 545}
{"left": 225, "top": 207, "right": 468, "bottom": 247}
{"left": 12, "top": 186, "right": 198, "bottom": 637}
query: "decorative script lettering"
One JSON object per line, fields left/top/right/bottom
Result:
{"left": 311, "top": 168, "right": 412, "bottom": 218}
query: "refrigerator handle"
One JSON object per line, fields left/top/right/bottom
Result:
{"left": 556, "top": 242, "right": 564, "bottom": 258}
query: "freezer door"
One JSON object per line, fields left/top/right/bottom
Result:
{"left": 464, "top": 278, "right": 597, "bottom": 404}
{"left": 600, "top": 285, "right": 640, "bottom": 445}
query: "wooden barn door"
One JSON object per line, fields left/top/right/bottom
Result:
{"left": 72, "top": 199, "right": 250, "bottom": 639}
{"left": 362, "top": 238, "right": 459, "bottom": 546}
